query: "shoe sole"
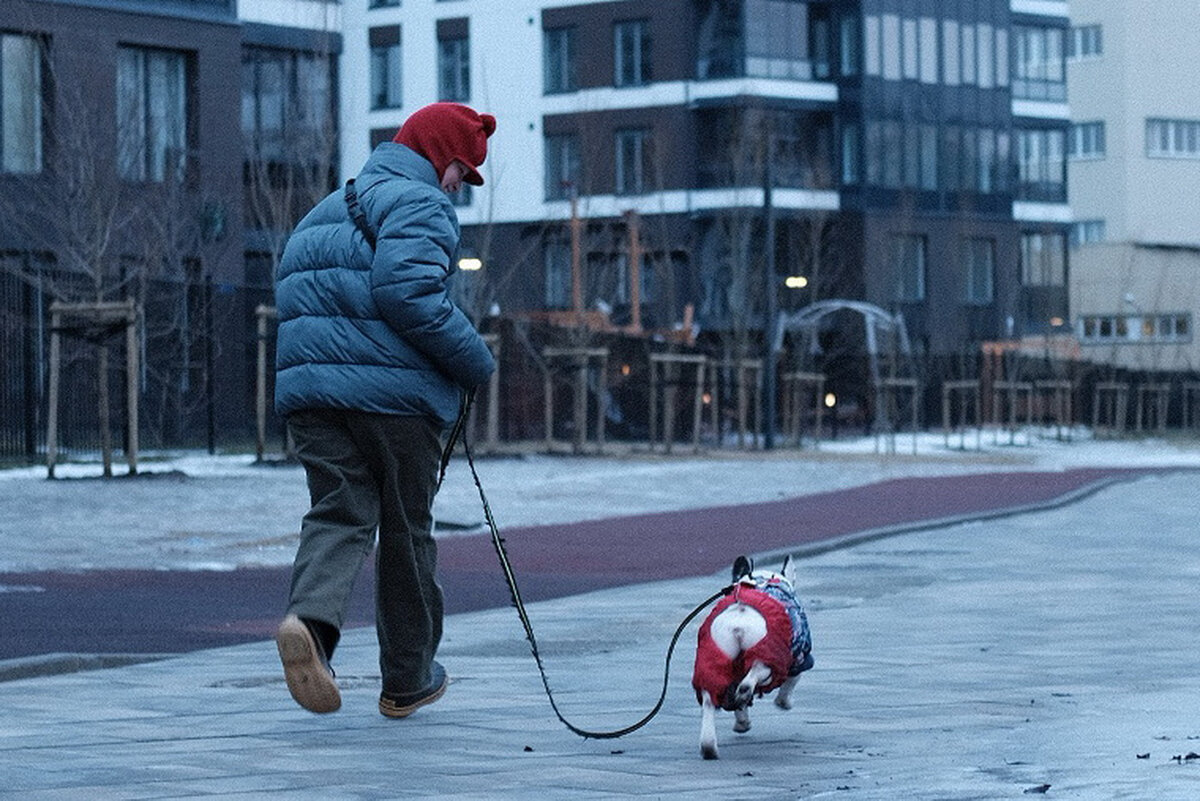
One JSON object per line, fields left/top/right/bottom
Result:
{"left": 378, "top": 676, "right": 448, "bottom": 718}
{"left": 276, "top": 615, "right": 341, "bottom": 714}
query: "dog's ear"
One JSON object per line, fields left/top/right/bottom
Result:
{"left": 731, "top": 555, "right": 753, "bottom": 582}
{"left": 781, "top": 555, "right": 796, "bottom": 584}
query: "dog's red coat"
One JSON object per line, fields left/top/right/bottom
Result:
{"left": 692, "top": 587, "right": 795, "bottom": 710}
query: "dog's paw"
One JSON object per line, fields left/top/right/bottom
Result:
{"left": 733, "top": 718, "right": 751, "bottom": 734}
{"left": 700, "top": 741, "right": 719, "bottom": 760}
{"left": 774, "top": 695, "right": 793, "bottom": 710}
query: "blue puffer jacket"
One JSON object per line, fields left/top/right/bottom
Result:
{"left": 274, "top": 143, "right": 496, "bottom": 427}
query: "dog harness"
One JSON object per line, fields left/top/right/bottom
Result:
{"left": 692, "top": 580, "right": 813, "bottom": 711}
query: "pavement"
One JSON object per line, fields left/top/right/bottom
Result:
{"left": 2, "top": 448, "right": 1200, "bottom": 798}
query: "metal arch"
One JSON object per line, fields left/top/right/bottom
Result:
{"left": 772, "top": 299, "right": 911, "bottom": 356}
{"left": 783, "top": 299, "right": 905, "bottom": 331}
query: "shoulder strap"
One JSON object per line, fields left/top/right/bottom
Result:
{"left": 343, "top": 179, "right": 377, "bottom": 250}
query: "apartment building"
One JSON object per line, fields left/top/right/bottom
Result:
{"left": 344, "top": 0, "right": 1071, "bottom": 373}
{"left": 1067, "top": 0, "right": 1200, "bottom": 374}
{"left": 0, "top": 0, "right": 340, "bottom": 458}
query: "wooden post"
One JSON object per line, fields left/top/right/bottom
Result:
{"left": 45, "top": 300, "right": 139, "bottom": 477}
{"left": 624, "top": 209, "right": 642, "bottom": 333}
{"left": 125, "top": 302, "right": 139, "bottom": 475}
{"left": 99, "top": 342, "right": 111, "bottom": 477}
{"left": 573, "top": 353, "right": 587, "bottom": 453}
{"left": 663, "top": 360, "right": 677, "bottom": 454}
{"left": 484, "top": 334, "right": 500, "bottom": 450}
{"left": 570, "top": 191, "right": 583, "bottom": 325}
{"left": 544, "top": 361, "right": 554, "bottom": 452}
{"left": 46, "top": 308, "right": 61, "bottom": 479}
{"left": 255, "top": 305, "right": 276, "bottom": 461}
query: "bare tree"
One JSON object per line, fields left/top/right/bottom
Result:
{"left": 0, "top": 22, "right": 233, "bottom": 469}
{"left": 242, "top": 41, "right": 340, "bottom": 288}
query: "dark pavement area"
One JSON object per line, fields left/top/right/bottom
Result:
{"left": 0, "top": 466, "right": 1166, "bottom": 661}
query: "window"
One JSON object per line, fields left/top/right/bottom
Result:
{"left": 614, "top": 19, "right": 650, "bottom": 87}
{"left": 1017, "top": 128, "right": 1066, "bottom": 200}
{"left": 891, "top": 234, "right": 926, "bottom": 302}
{"left": 839, "top": 13, "right": 860, "bottom": 76}
{"left": 544, "top": 133, "right": 579, "bottom": 200}
{"left": 1, "top": 32, "right": 42, "bottom": 174}
{"left": 1067, "top": 24, "right": 1102, "bottom": 60}
{"left": 1146, "top": 118, "right": 1200, "bottom": 159}
{"left": 901, "top": 18, "right": 917, "bottom": 80}
{"left": 1070, "top": 220, "right": 1105, "bottom": 248}
{"left": 543, "top": 27, "right": 577, "bottom": 94}
{"left": 242, "top": 47, "right": 333, "bottom": 164}
{"left": 1020, "top": 232, "right": 1065, "bottom": 287}
{"left": 978, "top": 23, "right": 994, "bottom": 89}
{"left": 745, "top": 0, "right": 816, "bottom": 80}
{"left": 841, "top": 124, "right": 860, "bottom": 184}
{"left": 1079, "top": 313, "right": 1190, "bottom": 343}
{"left": 918, "top": 17, "right": 937, "bottom": 84}
{"left": 964, "top": 238, "right": 994, "bottom": 304}
{"left": 117, "top": 46, "right": 188, "bottom": 183}
{"left": 1013, "top": 25, "right": 1065, "bottom": 101}
{"left": 941, "top": 19, "right": 959, "bottom": 86}
{"left": 695, "top": 0, "right": 743, "bottom": 79}
{"left": 1068, "top": 121, "right": 1105, "bottom": 160}
{"left": 369, "top": 26, "right": 402, "bottom": 109}
{"left": 438, "top": 35, "right": 470, "bottom": 102}
{"left": 881, "top": 14, "right": 900, "bottom": 80}
{"left": 615, "top": 128, "right": 652, "bottom": 195}
{"left": 960, "top": 22, "right": 976, "bottom": 86}
{"left": 543, "top": 236, "right": 571, "bottom": 308}
{"left": 919, "top": 124, "right": 938, "bottom": 190}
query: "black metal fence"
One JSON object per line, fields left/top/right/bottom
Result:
{"left": 3, "top": 272, "right": 1198, "bottom": 465}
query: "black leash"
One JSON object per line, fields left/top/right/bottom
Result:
{"left": 443, "top": 390, "right": 733, "bottom": 739}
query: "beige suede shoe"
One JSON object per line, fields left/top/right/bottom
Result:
{"left": 276, "top": 614, "right": 341, "bottom": 714}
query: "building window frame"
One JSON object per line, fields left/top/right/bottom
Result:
{"left": 1020, "top": 231, "right": 1066, "bottom": 287}
{"left": 614, "top": 19, "right": 651, "bottom": 88}
{"left": 964, "top": 237, "right": 995, "bottom": 305}
{"left": 544, "top": 132, "right": 580, "bottom": 200}
{"left": 543, "top": 26, "right": 577, "bottom": 94}
{"left": 615, "top": 127, "right": 652, "bottom": 195}
{"left": 369, "top": 26, "right": 402, "bottom": 110}
{"left": 1146, "top": 118, "right": 1200, "bottom": 159}
{"left": 891, "top": 233, "right": 926, "bottom": 302}
{"left": 1012, "top": 25, "right": 1065, "bottom": 101}
{"left": 543, "top": 235, "right": 571, "bottom": 308}
{"left": 437, "top": 34, "right": 470, "bottom": 102}
{"left": 0, "top": 32, "right": 44, "bottom": 175}
{"left": 1067, "top": 24, "right": 1102, "bottom": 61}
{"left": 1079, "top": 313, "right": 1190, "bottom": 344}
{"left": 1068, "top": 121, "right": 1105, "bottom": 160}
{"left": 116, "top": 45, "right": 190, "bottom": 183}
{"left": 1070, "top": 219, "right": 1105, "bottom": 248}
{"left": 1017, "top": 127, "right": 1066, "bottom": 201}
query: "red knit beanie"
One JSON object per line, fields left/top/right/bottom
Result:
{"left": 393, "top": 102, "right": 497, "bottom": 186}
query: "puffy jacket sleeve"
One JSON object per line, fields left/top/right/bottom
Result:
{"left": 369, "top": 193, "right": 496, "bottom": 389}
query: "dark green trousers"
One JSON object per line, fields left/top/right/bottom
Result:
{"left": 286, "top": 409, "right": 445, "bottom": 695}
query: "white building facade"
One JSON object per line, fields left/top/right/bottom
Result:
{"left": 335, "top": 0, "right": 1077, "bottom": 434}
{"left": 1067, "top": 0, "right": 1200, "bottom": 373}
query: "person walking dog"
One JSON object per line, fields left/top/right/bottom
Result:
{"left": 273, "top": 102, "right": 497, "bottom": 717}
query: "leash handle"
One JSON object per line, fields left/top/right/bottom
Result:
{"left": 451, "top": 393, "right": 731, "bottom": 739}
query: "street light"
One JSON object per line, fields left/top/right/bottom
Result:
{"left": 784, "top": 275, "right": 808, "bottom": 289}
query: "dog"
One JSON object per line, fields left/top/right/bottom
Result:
{"left": 692, "top": 555, "right": 813, "bottom": 759}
